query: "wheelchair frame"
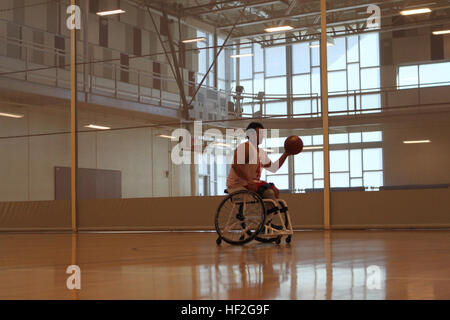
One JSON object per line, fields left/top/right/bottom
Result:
{"left": 215, "top": 189, "right": 294, "bottom": 245}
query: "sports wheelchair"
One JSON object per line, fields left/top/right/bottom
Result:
{"left": 214, "top": 189, "right": 294, "bottom": 245}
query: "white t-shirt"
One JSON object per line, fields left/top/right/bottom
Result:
{"left": 226, "top": 142, "right": 271, "bottom": 189}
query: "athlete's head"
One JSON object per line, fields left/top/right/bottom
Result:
{"left": 246, "top": 122, "right": 265, "bottom": 145}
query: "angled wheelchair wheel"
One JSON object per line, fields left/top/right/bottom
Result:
{"left": 215, "top": 190, "right": 266, "bottom": 245}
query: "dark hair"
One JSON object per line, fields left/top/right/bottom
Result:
{"left": 246, "top": 122, "right": 264, "bottom": 131}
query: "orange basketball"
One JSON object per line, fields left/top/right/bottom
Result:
{"left": 284, "top": 136, "right": 303, "bottom": 155}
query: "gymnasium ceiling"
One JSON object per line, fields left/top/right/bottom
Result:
{"left": 132, "top": 0, "right": 450, "bottom": 44}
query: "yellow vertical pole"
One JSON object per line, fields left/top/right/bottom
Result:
{"left": 320, "top": 0, "right": 331, "bottom": 230}
{"left": 70, "top": 0, "right": 78, "bottom": 233}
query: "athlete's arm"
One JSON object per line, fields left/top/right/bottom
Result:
{"left": 262, "top": 151, "right": 289, "bottom": 173}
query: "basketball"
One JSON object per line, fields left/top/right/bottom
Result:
{"left": 284, "top": 135, "right": 303, "bottom": 155}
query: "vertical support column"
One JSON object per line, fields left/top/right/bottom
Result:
{"left": 83, "top": 0, "right": 89, "bottom": 100}
{"left": 70, "top": 0, "right": 78, "bottom": 233}
{"left": 213, "top": 31, "right": 218, "bottom": 89}
{"left": 320, "top": 0, "right": 330, "bottom": 230}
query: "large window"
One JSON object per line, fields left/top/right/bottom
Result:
{"left": 397, "top": 61, "right": 450, "bottom": 89}
{"left": 236, "top": 32, "right": 381, "bottom": 117}
{"left": 259, "top": 131, "right": 384, "bottom": 192}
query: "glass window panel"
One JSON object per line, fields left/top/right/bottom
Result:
{"left": 265, "top": 137, "right": 284, "bottom": 148}
{"left": 361, "top": 67, "right": 380, "bottom": 91}
{"left": 311, "top": 67, "right": 321, "bottom": 95}
{"left": 330, "top": 133, "right": 348, "bottom": 144}
{"left": 292, "top": 42, "right": 310, "bottom": 74}
{"left": 347, "top": 35, "right": 359, "bottom": 63}
{"left": 328, "top": 71, "right": 347, "bottom": 93}
{"left": 364, "top": 171, "right": 383, "bottom": 188}
{"left": 265, "top": 102, "right": 287, "bottom": 116}
{"left": 265, "top": 46, "right": 286, "bottom": 76}
{"left": 419, "top": 62, "right": 450, "bottom": 87}
{"left": 360, "top": 33, "right": 379, "bottom": 67}
{"left": 327, "top": 37, "right": 346, "bottom": 71}
{"left": 348, "top": 63, "right": 360, "bottom": 91}
{"left": 243, "top": 104, "right": 253, "bottom": 116}
{"left": 292, "top": 74, "right": 311, "bottom": 95}
{"left": 348, "top": 94, "right": 361, "bottom": 111}
{"left": 329, "top": 96, "right": 348, "bottom": 113}
{"left": 313, "top": 135, "right": 323, "bottom": 145}
{"left": 398, "top": 65, "right": 418, "bottom": 88}
{"left": 295, "top": 152, "right": 312, "bottom": 173}
{"left": 331, "top": 172, "right": 350, "bottom": 188}
{"left": 349, "top": 132, "right": 361, "bottom": 143}
{"left": 362, "top": 131, "right": 382, "bottom": 142}
{"left": 239, "top": 47, "right": 253, "bottom": 80}
{"left": 295, "top": 174, "right": 313, "bottom": 191}
{"left": 265, "top": 77, "right": 287, "bottom": 95}
{"left": 266, "top": 175, "right": 289, "bottom": 190}
{"left": 240, "top": 79, "right": 253, "bottom": 94}
{"left": 254, "top": 43, "right": 264, "bottom": 73}
{"left": 313, "top": 151, "right": 324, "bottom": 179}
{"left": 218, "top": 80, "right": 226, "bottom": 91}
{"left": 311, "top": 43, "right": 320, "bottom": 66}
{"left": 351, "top": 178, "right": 363, "bottom": 187}
{"left": 293, "top": 100, "right": 312, "bottom": 117}
{"left": 363, "top": 148, "right": 382, "bottom": 171}
{"left": 300, "top": 136, "right": 312, "bottom": 146}
{"left": 254, "top": 73, "right": 264, "bottom": 94}
{"left": 361, "top": 93, "right": 381, "bottom": 111}
{"left": 330, "top": 150, "right": 349, "bottom": 172}
{"left": 350, "top": 149, "right": 362, "bottom": 177}
{"left": 314, "top": 179, "right": 324, "bottom": 188}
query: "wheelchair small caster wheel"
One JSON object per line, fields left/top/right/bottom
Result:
{"left": 275, "top": 237, "right": 281, "bottom": 245}
{"left": 286, "top": 236, "right": 292, "bottom": 244}
{"left": 216, "top": 237, "right": 222, "bottom": 245}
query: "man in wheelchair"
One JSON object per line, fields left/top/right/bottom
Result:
{"left": 226, "top": 122, "right": 292, "bottom": 237}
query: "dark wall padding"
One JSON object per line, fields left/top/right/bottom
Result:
{"left": 0, "top": 189, "right": 448, "bottom": 231}
{"left": 0, "top": 200, "right": 71, "bottom": 231}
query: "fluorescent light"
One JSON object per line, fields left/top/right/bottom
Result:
{"left": 230, "top": 53, "right": 254, "bottom": 58}
{"left": 303, "top": 146, "right": 323, "bottom": 150}
{"left": 212, "top": 142, "right": 232, "bottom": 148}
{"left": 96, "top": 9, "right": 126, "bottom": 16}
{"left": 157, "top": 134, "right": 177, "bottom": 141}
{"left": 403, "top": 140, "right": 431, "bottom": 144}
{"left": 0, "top": 112, "right": 24, "bottom": 118}
{"left": 85, "top": 124, "right": 111, "bottom": 130}
{"left": 264, "top": 26, "right": 293, "bottom": 33}
{"left": 400, "top": 8, "right": 431, "bottom": 15}
{"left": 262, "top": 148, "right": 274, "bottom": 153}
{"left": 182, "top": 37, "right": 206, "bottom": 43}
{"left": 433, "top": 29, "right": 450, "bottom": 35}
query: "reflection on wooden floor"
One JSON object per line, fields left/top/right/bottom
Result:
{"left": 0, "top": 230, "right": 449, "bottom": 299}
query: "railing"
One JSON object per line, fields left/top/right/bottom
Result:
{"left": 0, "top": 30, "right": 236, "bottom": 115}
{"left": 239, "top": 80, "right": 450, "bottom": 119}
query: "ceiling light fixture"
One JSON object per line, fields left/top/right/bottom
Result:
{"left": 230, "top": 53, "right": 254, "bottom": 58}
{"left": 400, "top": 8, "right": 431, "bottom": 16}
{"left": 85, "top": 124, "right": 111, "bottom": 130}
{"left": 403, "top": 140, "right": 431, "bottom": 144}
{"left": 432, "top": 29, "right": 450, "bottom": 35}
{"left": 264, "top": 25, "right": 294, "bottom": 33}
{"left": 96, "top": 9, "right": 126, "bottom": 16}
{"left": 182, "top": 37, "right": 207, "bottom": 43}
{"left": 0, "top": 112, "right": 24, "bottom": 118}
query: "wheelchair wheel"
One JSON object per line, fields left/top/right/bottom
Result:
{"left": 215, "top": 190, "right": 266, "bottom": 245}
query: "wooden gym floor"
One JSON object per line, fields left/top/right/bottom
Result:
{"left": 0, "top": 230, "right": 449, "bottom": 300}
